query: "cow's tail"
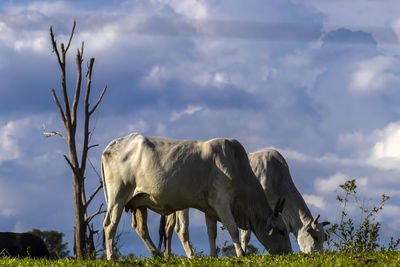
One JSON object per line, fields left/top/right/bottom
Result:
{"left": 158, "top": 215, "right": 166, "bottom": 251}
{"left": 101, "top": 157, "right": 108, "bottom": 206}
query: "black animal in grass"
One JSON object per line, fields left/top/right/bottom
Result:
{"left": 0, "top": 232, "right": 51, "bottom": 258}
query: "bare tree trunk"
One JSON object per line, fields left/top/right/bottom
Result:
{"left": 73, "top": 173, "right": 86, "bottom": 259}
{"left": 48, "top": 21, "right": 107, "bottom": 260}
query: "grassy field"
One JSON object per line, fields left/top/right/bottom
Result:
{"left": 0, "top": 251, "right": 399, "bottom": 266}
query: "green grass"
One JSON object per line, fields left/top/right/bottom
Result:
{"left": 0, "top": 251, "right": 399, "bottom": 266}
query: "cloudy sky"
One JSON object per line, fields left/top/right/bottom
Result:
{"left": 1, "top": 0, "right": 400, "bottom": 257}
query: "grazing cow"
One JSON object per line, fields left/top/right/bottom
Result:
{"left": 242, "top": 149, "right": 330, "bottom": 253}
{"left": 102, "top": 133, "right": 292, "bottom": 259}
{"left": 159, "top": 149, "right": 330, "bottom": 256}
{"left": 0, "top": 232, "right": 51, "bottom": 258}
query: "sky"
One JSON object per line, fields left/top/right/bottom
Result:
{"left": 1, "top": 0, "right": 400, "bottom": 258}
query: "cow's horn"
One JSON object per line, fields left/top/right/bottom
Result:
{"left": 312, "top": 214, "right": 320, "bottom": 225}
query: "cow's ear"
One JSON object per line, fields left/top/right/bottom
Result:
{"left": 322, "top": 221, "right": 330, "bottom": 227}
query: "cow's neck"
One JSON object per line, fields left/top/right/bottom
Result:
{"left": 281, "top": 196, "right": 313, "bottom": 238}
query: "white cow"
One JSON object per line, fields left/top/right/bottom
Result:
{"left": 243, "top": 149, "right": 330, "bottom": 253}
{"left": 102, "top": 134, "right": 292, "bottom": 259}
{"left": 159, "top": 149, "right": 329, "bottom": 256}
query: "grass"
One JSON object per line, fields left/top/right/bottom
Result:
{"left": 0, "top": 251, "right": 399, "bottom": 266}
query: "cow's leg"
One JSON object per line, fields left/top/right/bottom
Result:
{"left": 205, "top": 214, "right": 218, "bottom": 257}
{"left": 103, "top": 202, "right": 124, "bottom": 260}
{"left": 175, "top": 209, "right": 194, "bottom": 258}
{"left": 131, "top": 208, "right": 162, "bottom": 258}
{"left": 209, "top": 201, "right": 245, "bottom": 257}
{"left": 241, "top": 229, "right": 251, "bottom": 254}
{"left": 163, "top": 212, "right": 176, "bottom": 257}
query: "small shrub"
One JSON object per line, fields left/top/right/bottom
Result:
{"left": 326, "top": 179, "right": 400, "bottom": 252}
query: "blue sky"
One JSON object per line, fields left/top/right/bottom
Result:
{"left": 1, "top": 0, "right": 400, "bottom": 257}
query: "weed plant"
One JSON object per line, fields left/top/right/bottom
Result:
{"left": 326, "top": 179, "right": 400, "bottom": 252}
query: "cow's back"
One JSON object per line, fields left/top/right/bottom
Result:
{"left": 103, "top": 134, "right": 226, "bottom": 212}
{"left": 248, "top": 149, "right": 299, "bottom": 205}
{"left": 102, "top": 134, "right": 267, "bottom": 216}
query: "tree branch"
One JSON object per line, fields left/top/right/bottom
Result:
{"left": 64, "top": 155, "right": 77, "bottom": 174}
{"left": 87, "top": 157, "right": 102, "bottom": 182}
{"left": 51, "top": 89, "right": 67, "bottom": 126}
{"left": 88, "top": 144, "right": 99, "bottom": 150}
{"left": 71, "top": 43, "right": 83, "bottom": 132}
{"left": 80, "top": 58, "right": 94, "bottom": 173}
{"left": 85, "top": 181, "right": 103, "bottom": 210}
{"left": 89, "top": 85, "right": 107, "bottom": 116}
{"left": 86, "top": 203, "right": 106, "bottom": 225}
{"left": 65, "top": 20, "right": 76, "bottom": 52}
{"left": 49, "top": 26, "right": 63, "bottom": 67}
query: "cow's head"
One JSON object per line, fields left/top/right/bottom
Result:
{"left": 261, "top": 198, "right": 292, "bottom": 255}
{"left": 297, "top": 214, "right": 330, "bottom": 253}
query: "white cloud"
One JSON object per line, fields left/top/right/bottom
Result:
{"left": 159, "top": 0, "right": 208, "bottom": 19}
{"left": 170, "top": 105, "right": 203, "bottom": 121}
{"left": 0, "top": 115, "right": 64, "bottom": 168}
{"left": 0, "top": 21, "right": 14, "bottom": 48}
{"left": 338, "top": 130, "right": 370, "bottom": 153}
{"left": 314, "top": 172, "right": 368, "bottom": 194}
{"left": 314, "top": 172, "right": 347, "bottom": 194}
{"left": 392, "top": 18, "right": 400, "bottom": 43}
{"left": 13, "top": 32, "right": 48, "bottom": 53}
{"left": 143, "top": 65, "right": 171, "bottom": 86}
{"left": 79, "top": 23, "right": 118, "bottom": 52}
{"left": 278, "top": 148, "right": 311, "bottom": 162}
{"left": 303, "top": 194, "right": 326, "bottom": 209}
{"left": 279, "top": 148, "right": 364, "bottom": 167}
{"left": 5, "top": 1, "right": 72, "bottom": 15}
{"left": 213, "top": 72, "right": 229, "bottom": 86}
{"left": 298, "top": 0, "right": 400, "bottom": 48}
{"left": 0, "top": 1, "right": 74, "bottom": 53}
{"left": 278, "top": 49, "right": 325, "bottom": 90}
{"left": 350, "top": 56, "right": 400, "bottom": 93}
{"left": 334, "top": 121, "right": 400, "bottom": 172}
{"left": 368, "top": 122, "right": 400, "bottom": 170}
{"left": 0, "top": 119, "right": 29, "bottom": 164}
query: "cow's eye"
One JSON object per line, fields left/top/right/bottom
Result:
{"left": 279, "top": 230, "right": 285, "bottom": 236}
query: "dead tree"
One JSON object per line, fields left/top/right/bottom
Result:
{"left": 47, "top": 21, "right": 107, "bottom": 259}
